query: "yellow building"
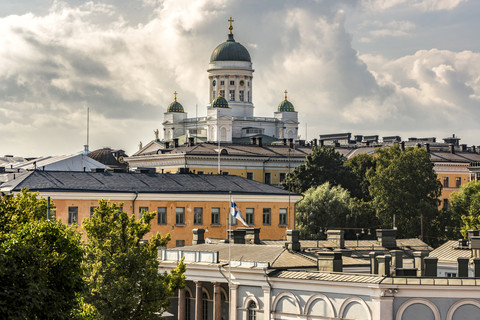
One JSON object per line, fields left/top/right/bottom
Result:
{"left": 0, "top": 170, "right": 301, "bottom": 248}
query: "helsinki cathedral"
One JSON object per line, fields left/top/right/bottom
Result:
{"left": 162, "top": 18, "right": 299, "bottom": 144}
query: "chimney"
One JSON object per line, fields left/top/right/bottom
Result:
{"left": 424, "top": 257, "right": 438, "bottom": 277}
{"left": 0, "top": 167, "right": 4, "bottom": 174}
{"left": 467, "top": 230, "right": 479, "bottom": 245}
{"left": 425, "top": 143, "right": 430, "bottom": 153}
{"left": 458, "top": 257, "right": 469, "bottom": 277}
{"left": 376, "top": 229, "right": 397, "bottom": 248}
{"left": 370, "top": 251, "right": 379, "bottom": 274}
{"left": 282, "top": 138, "right": 287, "bottom": 146}
{"left": 250, "top": 137, "right": 257, "bottom": 145}
{"left": 473, "top": 146, "right": 477, "bottom": 153}
{"left": 401, "top": 141, "right": 405, "bottom": 151}
{"left": 450, "top": 144, "right": 455, "bottom": 154}
{"left": 416, "top": 143, "right": 421, "bottom": 148}
{"left": 192, "top": 228, "right": 205, "bottom": 245}
{"left": 288, "top": 138, "right": 294, "bottom": 149}
{"left": 320, "top": 139, "right": 324, "bottom": 147}
{"left": 173, "top": 138, "right": 179, "bottom": 148}
{"left": 286, "top": 229, "right": 301, "bottom": 251}
{"left": 257, "top": 137, "right": 263, "bottom": 147}
{"left": 245, "top": 228, "right": 260, "bottom": 244}
{"left": 377, "top": 255, "right": 391, "bottom": 276}
{"left": 313, "top": 138, "right": 318, "bottom": 147}
{"left": 317, "top": 251, "right": 342, "bottom": 272}
{"left": 474, "top": 258, "right": 480, "bottom": 278}
{"left": 188, "top": 137, "right": 195, "bottom": 146}
{"left": 228, "top": 229, "right": 246, "bottom": 244}
{"left": 461, "top": 144, "right": 467, "bottom": 152}
{"left": 327, "top": 229, "right": 345, "bottom": 249}
{"left": 413, "top": 251, "right": 429, "bottom": 276}
{"left": 470, "top": 236, "right": 480, "bottom": 258}
{"left": 390, "top": 250, "right": 403, "bottom": 270}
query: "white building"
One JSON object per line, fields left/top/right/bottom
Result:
{"left": 162, "top": 19, "right": 299, "bottom": 144}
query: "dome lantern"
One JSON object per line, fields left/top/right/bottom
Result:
{"left": 167, "top": 91, "right": 184, "bottom": 113}
{"left": 278, "top": 90, "right": 295, "bottom": 112}
{"left": 212, "top": 91, "right": 229, "bottom": 108}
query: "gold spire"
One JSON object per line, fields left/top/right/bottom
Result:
{"left": 218, "top": 90, "right": 222, "bottom": 97}
{"left": 174, "top": 91, "right": 177, "bottom": 102}
{"left": 228, "top": 17, "right": 234, "bottom": 34}
{"left": 284, "top": 90, "right": 288, "bottom": 101}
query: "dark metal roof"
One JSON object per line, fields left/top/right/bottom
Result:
{"left": 3, "top": 170, "right": 295, "bottom": 195}
{"left": 210, "top": 33, "right": 251, "bottom": 63}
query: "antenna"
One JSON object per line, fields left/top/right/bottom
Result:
{"left": 84, "top": 106, "right": 90, "bottom": 154}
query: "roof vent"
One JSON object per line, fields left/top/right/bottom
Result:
{"left": 91, "top": 168, "right": 106, "bottom": 173}
{"left": 135, "top": 168, "right": 156, "bottom": 174}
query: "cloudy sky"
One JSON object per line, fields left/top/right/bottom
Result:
{"left": 0, "top": 0, "right": 479, "bottom": 157}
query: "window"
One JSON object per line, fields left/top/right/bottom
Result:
{"left": 229, "top": 90, "right": 235, "bottom": 101}
{"left": 248, "top": 301, "right": 257, "bottom": 320}
{"left": 248, "top": 91, "right": 250, "bottom": 102}
{"left": 246, "top": 172, "right": 253, "bottom": 180}
{"left": 220, "top": 80, "right": 225, "bottom": 85}
{"left": 197, "top": 171, "right": 204, "bottom": 175}
{"left": 194, "top": 207, "right": 203, "bottom": 225}
{"left": 279, "top": 172, "right": 286, "bottom": 183}
{"left": 443, "top": 177, "right": 449, "bottom": 188}
{"left": 279, "top": 208, "right": 287, "bottom": 225}
{"left": 446, "top": 272, "right": 457, "bottom": 277}
{"left": 176, "top": 207, "right": 185, "bottom": 225}
{"left": 246, "top": 208, "right": 254, "bottom": 225}
{"left": 220, "top": 90, "right": 225, "bottom": 98}
{"left": 229, "top": 80, "right": 235, "bottom": 86}
{"left": 176, "top": 240, "right": 185, "bottom": 247}
{"left": 185, "top": 290, "right": 192, "bottom": 320}
{"left": 264, "top": 172, "right": 271, "bottom": 184}
{"left": 139, "top": 207, "right": 148, "bottom": 219}
{"left": 68, "top": 206, "right": 78, "bottom": 225}
{"left": 202, "top": 292, "right": 209, "bottom": 320}
{"left": 90, "top": 206, "right": 97, "bottom": 218}
{"left": 263, "top": 208, "right": 271, "bottom": 225}
{"left": 211, "top": 207, "right": 220, "bottom": 225}
{"left": 239, "top": 90, "right": 244, "bottom": 101}
{"left": 157, "top": 207, "right": 167, "bottom": 225}
{"left": 222, "top": 171, "right": 229, "bottom": 175}
{"left": 456, "top": 177, "right": 462, "bottom": 188}
{"left": 443, "top": 199, "right": 450, "bottom": 210}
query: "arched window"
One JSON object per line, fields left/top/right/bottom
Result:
{"left": 203, "top": 292, "right": 209, "bottom": 320}
{"left": 220, "top": 127, "right": 227, "bottom": 141}
{"left": 248, "top": 301, "right": 257, "bottom": 320}
{"left": 185, "top": 290, "right": 192, "bottom": 320}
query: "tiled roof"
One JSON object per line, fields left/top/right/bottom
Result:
{"left": 429, "top": 240, "right": 471, "bottom": 262}
{"left": 1, "top": 171, "right": 296, "bottom": 195}
{"left": 271, "top": 270, "right": 385, "bottom": 284}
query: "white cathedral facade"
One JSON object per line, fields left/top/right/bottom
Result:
{"left": 162, "top": 20, "right": 299, "bottom": 144}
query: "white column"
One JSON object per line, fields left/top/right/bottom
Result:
{"left": 213, "top": 282, "right": 222, "bottom": 320}
{"left": 372, "top": 295, "right": 394, "bottom": 320}
{"left": 195, "top": 281, "right": 203, "bottom": 320}
{"left": 178, "top": 288, "right": 186, "bottom": 320}
{"left": 230, "top": 283, "right": 238, "bottom": 320}
{"left": 262, "top": 286, "right": 271, "bottom": 320}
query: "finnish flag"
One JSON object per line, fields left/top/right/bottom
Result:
{"left": 230, "top": 200, "right": 248, "bottom": 227}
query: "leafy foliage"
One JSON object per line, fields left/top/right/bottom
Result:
{"left": 450, "top": 180, "right": 480, "bottom": 238}
{"left": 0, "top": 189, "right": 84, "bottom": 319}
{"left": 283, "top": 146, "right": 359, "bottom": 195}
{"left": 367, "top": 145, "right": 442, "bottom": 240}
{"left": 82, "top": 200, "right": 185, "bottom": 320}
{"left": 344, "top": 153, "right": 376, "bottom": 201}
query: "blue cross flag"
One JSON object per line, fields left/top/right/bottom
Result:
{"left": 230, "top": 200, "right": 248, "bottom": 227}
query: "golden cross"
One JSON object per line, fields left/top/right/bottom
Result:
{"left": 284, "top": 90, "right": 288, "bottom": 101}
{"left": 228, "top": 17, "right": 234, "bottom": 34}
{"left": 174, "top": 91, "right": 177, "bottom": 102}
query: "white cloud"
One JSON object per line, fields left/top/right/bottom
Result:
{"left": 361, "top": 0, "right": 468, "bottom": 11}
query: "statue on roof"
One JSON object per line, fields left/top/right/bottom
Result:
{"left": 154, "top": 129, "right": 159, "bottom": 140}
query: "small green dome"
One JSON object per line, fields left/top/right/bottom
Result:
{"left": 210, "top": 33, "right": 251, "bottom": 63}
{"left": 278, "top": 100, "right": 295, "bottom": 112}
{"left": 212, "top": 95, "right": 229, "bottom": 108}
{"left": 167, "top": 92, "right": 184, "bottom": 113}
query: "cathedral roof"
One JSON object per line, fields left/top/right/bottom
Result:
{"left": 167, "top": 92, "right": 184, "bottom": 113}
{"left": 278, "top": 91, "right": 295, "bottom": 112}
{"left": 212, "top": 94, "right": 229, "bottom": 108}
{"left": 210, "top": 19, "right": 251, "bottom": 63}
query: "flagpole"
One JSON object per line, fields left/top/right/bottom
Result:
{"left": 228, "top": 191, "right": 232, "bottom": 318}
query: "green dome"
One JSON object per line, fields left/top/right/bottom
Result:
{"left": 212, "top": 95, "right": 229, "bottom": 108}
{"left": 278, "top": 100, "right": 295, "bottom": 112}
{"left": 167, "top": 101, "right": 184, "bottom": 113}
{"left": 210, "top": 34, "right": 251, "bottom": 63}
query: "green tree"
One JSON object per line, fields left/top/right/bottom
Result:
{"left": 367, "top": 145, "right": 442, "bottom": 241}
{"left": 450, "top": 180, "right": 480, "bottom": 238}
{"left": 82, "top": 200, "right": 185, "bottom": 320}
{"left": 345, "top": 153, "right": 376, "bottom": 201}
{"left": 283, "top": 146, "right": 359, "bottom": 195}
{"left": 0, "top": 190, "right": 84, "bottom": 319}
